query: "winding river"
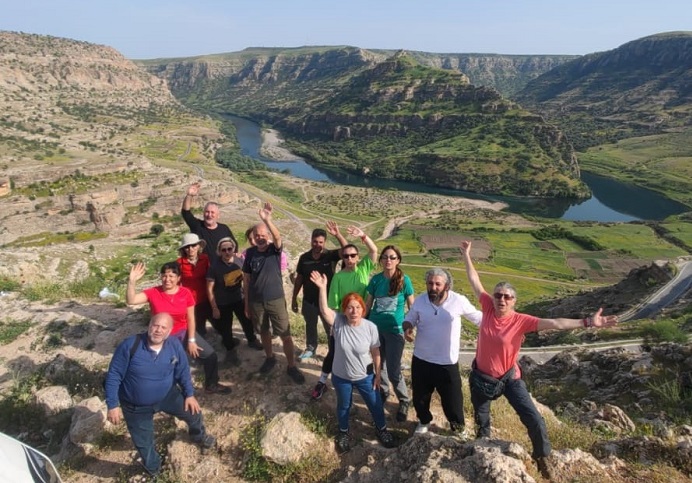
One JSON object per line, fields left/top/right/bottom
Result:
{"left": 228, "top": 115, "right": 688, "bottom": 222}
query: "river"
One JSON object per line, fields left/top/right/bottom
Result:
{"left": 229, "top": 115, "right": 688, "bottom": 222}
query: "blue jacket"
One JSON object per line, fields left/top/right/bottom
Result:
{"left": 104, "top": 333, "right": 194, "bottom": 409}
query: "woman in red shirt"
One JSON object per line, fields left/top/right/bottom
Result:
{"left": 126, "top": 260, "right": 230, "bottom": 395}
{"left": 177, "top": 234, "right": 212, "bottom": 337}
{"left": 461, "top": 240, "right": 617, "bottom": 478}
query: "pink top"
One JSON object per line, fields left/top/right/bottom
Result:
{"left": 143, "top": 286, "right": 196, "bottom": 336}
{"left": 475, "top": 292, "right": 539, "bottom": 379}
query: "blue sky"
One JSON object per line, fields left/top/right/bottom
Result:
{"left": 2, "top": 0, "right": 691, "bottom": 59}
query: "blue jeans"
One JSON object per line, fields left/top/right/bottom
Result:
{"left": 470, "top": 376, "right": 551, "bottom": 458}
{"left": 122, "top": 385, "right": 206, "bottom": 475}
{"left": 332, "top": 373, "right": 386, "bottom": 432}
{"left": 379, "top": 331, "right": 409, "bottom": 403}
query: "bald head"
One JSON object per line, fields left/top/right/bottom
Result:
{"left": 148, "top": 313, "right": 173, "bottom": 347}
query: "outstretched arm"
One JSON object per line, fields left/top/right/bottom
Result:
{"left": 310, "top": 271, "right": 336, "bottom": 326}
{"left": 537, "top": 308, "right": 618, "bottom": 331}
{"left": 348, "top": 226, "right": 378, "bottom": 263}
{"left": 259, "top": 202, "right": 282, "bottom": 250}
{"left": 460, "top": 240, "right": 485, "bottom": 300}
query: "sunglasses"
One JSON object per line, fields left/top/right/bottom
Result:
{"left": 381, "top": 255, "right": 399, "bottom": 261}
{"left": 183, "top": 244, "right": 199, "bottom": 249}
{"left": 493, "top": 293, "right": 515, "bottom": 301}
{"left": 343, "top": 253, "right": 358, "bottom": 259}
{"left": 220, "top": 247, "right": 235, "bottom": 253}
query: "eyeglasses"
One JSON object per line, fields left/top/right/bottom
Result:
{"left": 493, "top": 293, "right": 515, "bottom": 301}
{"left": 343, "top": 253, "right": 358, "bottom": 259}
{"left": 381, "top": 255, "right": 399, "bottom": 261}
{"left": 183, "top": 245, "right": 198, "bottom": 249}
{"left": 220, "top": 247, "right": 235, "bottom": 253}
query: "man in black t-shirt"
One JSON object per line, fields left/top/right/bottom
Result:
{"left": 291, "top": 221, "right": 347, "bottom": 359}
{"left": 181, "top": 183, "right": 239, "bottom": 264}
{"left": 243, "top": 202, "right": 305, "bottom": 384}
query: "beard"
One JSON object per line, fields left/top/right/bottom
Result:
{"left": 428, "top": 289, "right": 446, "bottom": 303}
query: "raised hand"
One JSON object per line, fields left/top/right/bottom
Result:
{"left": 259, "top": 202, "right": 273, "bottom": 222}
{"left": 347, "top": 225, "right": 365, "bottom": 239}
{"left": 460, "top": 240, "right": 472, "bottom": 256}
{"left": 129, "top": 262, "right": 146, "bottom": 283}
{"left": 309, "top": 271, "right": 328, "bottom": 290}
{"left": 187, "top": 182, "right": 201, "bottom": 197}
{"left": 326, "top": 220, "right": 340, "bottom": 236}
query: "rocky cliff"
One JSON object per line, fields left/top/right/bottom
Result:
{"left": 515, "top": 31, "right": 692, "bottom": 150}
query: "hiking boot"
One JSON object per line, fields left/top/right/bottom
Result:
{"left": 311, "top": 381, "right": 327, "bottom": 400}
{"left": 298, "top": 347, "right": 314, "bottom": 360}
{"left": 535, "top": 456, "right": 555, "bottom": 480}
{"left": 396, "top": 401, "right": 409, "bottom": 422}
{"left": 259, "top": 356, "right": 277, "bottom": 374}
{"left": 414, "top": 423, "right": 429, "bottom": 434}
{"left": 205, "top": 383, "right": 232, "bottom": 395}
{"left": 287, "top": 366, "right": 305, "bottom": 384}
{"left": 248, "top": 339, "right": 264, "bottom": 351}
{"left": 335, "top": 431, "right": 350, "bottom": 454}
{"left": 375, "top": 426, "right": 396, "bottom": 448}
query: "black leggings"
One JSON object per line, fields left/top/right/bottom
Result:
{"left": 321, "top": 335, "right": 335, "bottom": 374}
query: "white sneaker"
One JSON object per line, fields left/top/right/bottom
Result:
{"left": 414, "top": 423, "right": 429, "bottom": 434}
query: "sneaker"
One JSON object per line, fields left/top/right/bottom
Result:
{"left": 298, "top": 347, "right": 314, "bottom": 360}
{"left": 375, "top": 426, "right": 396, "bottom": 448}
{"left": 535, "top": 456, "right": 555, "bottom": 480}
{"left": 335, "top": 431, "right": 350, "bottom": 453}
{"left": 396, "top": 401, "right": 409, "bottom": 422}
{"left": 259, "top": 356, "right": 277, "bottom": 374}
{"left": 287, "top": 366, "right": 305, "bottom": 384}
{"left": 248, "top": 339, "right": 264, "bottom": 350}
{"left": 311, "top": 381, "right": 327, "bottom": 400}
{"left": 197, "top": 433, "right": 216, "bottom": 450}
{"left": 204, "top": 383, "right": 232, "bottom": 395}
{"left": 414, "top": 423, "right": 429, "bottom": 434}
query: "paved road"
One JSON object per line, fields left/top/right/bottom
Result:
{"left": 625, "top": 260, "right": 692, "bottom": 320}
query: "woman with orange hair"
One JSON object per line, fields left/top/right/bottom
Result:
{"left": 310, "top": 271, "right": 395, "bottom": 454}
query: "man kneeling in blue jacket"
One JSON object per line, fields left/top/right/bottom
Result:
{"left": 104, "top": 312, "right": 216, "bottom": 476}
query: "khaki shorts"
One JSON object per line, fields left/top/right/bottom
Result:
{"left": 250, "top": 297, "right": 291, "bottom": 337}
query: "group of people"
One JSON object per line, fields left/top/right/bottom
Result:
{"left": 104, "top": 183, "right": 618, "bottom": 478}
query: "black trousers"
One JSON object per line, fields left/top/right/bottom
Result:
{"left": 212, "top": 300, "right": 258, "bottom": 349}
{"left": 411, "top": 355, "right": 465, "bottom": 428}
{"left": 320, "top": 334, "right": 336, "bottom": 374}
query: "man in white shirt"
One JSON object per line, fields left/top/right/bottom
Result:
{"left": 403, "top": 268, "right": 482, "bottom": 436}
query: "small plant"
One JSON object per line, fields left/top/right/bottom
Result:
{"left": 239, "top": 412, "right": 272, "bottom": 481}
{"left": 0, "top": 319, "right": 32, "bottom": 344}
{"left": 0, "top": 275, "right": 20, "bottom": 292}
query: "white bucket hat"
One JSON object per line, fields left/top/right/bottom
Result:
{"left": 179, "top": 233, "right": 207, "bottom": 250}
